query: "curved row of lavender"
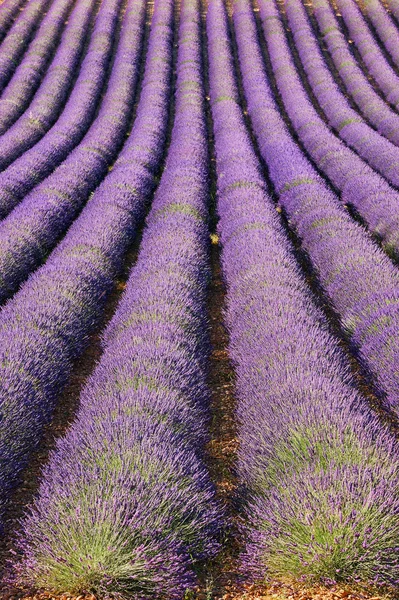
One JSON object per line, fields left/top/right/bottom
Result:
{"left": 283, "top": 0, "right": 399, "bottom": 189}
{"left": 361, "top": 0, "right": 399, "bottom": 68}
{"left": 240, "top": 4, "right": 399, "bottom": 412}
{"left": 0, "top": 0, "right": 164, "bottom": 530}
{"left": 310, "top": 0, "right": 399, "bottom": 147}
{"left": 386, "top": 0, "right": 399, "bottom": 21}
{"left": 0, "top": 0, "right": 51, "bottom": 94}
{"left": 0, "top": 0, "right": 97, "bottom": 167}
{"left": 0, "top": 0, "right": 122, "bottom": 214}
{"left": 335, "top": 0, "right": 399, "bottom": 112}
{"left": 0, "top": 0, "right": 172, "bottom": 531}
{"left": 0, "top": 0, "right": 27, "bottom": 45}
{"left": 0, "top": 0, "right": 146, "bottom": 305}
{"left": 11, "top": 0, "right": 222, "bottom": 595}
{"left": 257, "top": 0, "right": 399, "bottom": 262}
{"left": 0, "top": 0, "right": 74, "bottom": 134}
{"left": 209, "top": 0, "right": 399, "bottom": 585}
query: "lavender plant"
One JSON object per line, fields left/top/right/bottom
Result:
{"left": 0, "top": 0, "right": 28, "bottom": 44}
{"left": 0, "top": 0, "right": 122, "bottom": 213}
{"left": 359, "top": 0, "right": 399, "bottom": 69}
{"left": 311, "top": 0, "right": 399, "bottom": 146}
{"left": 0, "top": 0, "right": 172, "bottom": 530}
{"left": 236, "top": 0, "right": 399, "bottom": 417}
{"left": 209, "top": 0, "right": 399, "bottom": 585}
{"left": 12, "top": 0, "right": 221, "bottom": 595}
{"left": 257, "top": 0, "right": 399, "bottom": 262}
{"left": 0, "top": 0, "right": 75, "bottom": 134}
{"left": 0, "top": 0, "right": 97, "bottom": 167}
{"left": 283, "top": 0, "right": 399, "bottom": 188}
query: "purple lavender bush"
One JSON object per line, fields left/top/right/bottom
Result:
{"left": 0, "top": 0, "right": 97, "bottom": 166}
{"left": 362, "top": 0, "right": 399, "bottom": 67}
{"left": 235, "top": 0, "right": 399, "bottom": 416}
{"left": 0, "top": 0, "right": 172, "bottom": 531}
{"left": 0, "top": 0, "right": 122, "bottom": 212}
{"left": 0, "top": 0, "right": 50, "bottom": 93}
{"left": 209, "top": 0, "right": 399, "bottom": 586}
{"left": 0, "top": 0, "right": 28, "bottom": 44}
{"left": 12, "top": 0, "right": 221, "bottom": 595}
{"left": 0, "top": 0, "right": 147, "bottom": 303}
{"left": 311, "top": 0, "right": 399, "bottom": 146}
{"left": 0, "top": 0, "right": 74, "bottom": 134}
{"left": 283, "top": 0, "right": 399, "bottom": 187}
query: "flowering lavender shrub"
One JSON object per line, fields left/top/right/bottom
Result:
{"left": 0, "top": 0, "right": 149, "bottom": 303}
{"left": 283, "top": 0, "right": 399, "bottom": 188}
{"left": 209, "top": 0, "right": 399, "bottom": 585}
{"left": 311, "top": 0, "right": 399, "bottom": 146}
{"left": 0, "top": 0, "right": 74, "bottom": 134}
{"left": 13, "top": 0, "right": 221, "bottom": 595}
{"left": 236, "top": 0, "right": 399, "bottom": 415}
{"left": 257, "top": 0, "right": 399, "bottom": 261}
{"left": 0, "top": 0, "right": 51, "bottom": 93}
{"left": 0, "top": 0, "right": 27, "bottom": 44}
{"left": 0, "top": 0, "right": 97, "bottom": 166}
{"left": 0, "top": 0, "right": 172, "bottom": 531}
{"left": 361, "top": 0, "right": 399, "bottom": 68}
{"left": 0, "top": 0, "right": 122, "bottom": 213}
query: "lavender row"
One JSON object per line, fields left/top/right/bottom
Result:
{"left": 310, "top": 0, "right": 399, "bottom": 147}
{"left": 256, "top": 0, "right": 399, "bottom": 411}
{"left": 386, "top": 0, "right": 399, "bottom": 23}
{"left": 0, "top": 0, "right": 74, "bottom": 134}
{"left": 209, "top": 0, "right": 399, "bottom": 585}
{"left": 0, "top": 0, "right": 97, "bottom": 168}
{"left": 0, "top": 0, "right": 146, "bottom": 304}
{"left": 0, "top": 0, "right": 51, "bottom": 93}
{"left": 0, "top": 0, "right": 27, "bottom": 45}
{"left": 0, "top": 0, "right": 121, "bottom": 210}
{"left": 240, "top": 1, "right": 399, "bottom": 410}
{"left": 284, "top": 0, "right": 399, "bottom": 189}
{"left": 257, "top": 0, "right": 399, "bottom": 263}
{"left": 12, "top": 0, "right": 221, "bottom": 595}
{"left": 335, "top": 0, "right": 399, "bottom": 110}
{"left": 0, "top": 0, "right": 172, "bottom": 532}
{"left": 360, "top": 0, "right": 399, "bottom": 69}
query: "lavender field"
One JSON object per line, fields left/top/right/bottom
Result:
{"left": 1, "top": 0, "right": 399, "bottom": 598}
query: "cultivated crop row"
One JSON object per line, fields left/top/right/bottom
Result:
{"left": 209, "top": 0, "right": 399, "bottom": 585}
{"left": 10, "top": 0, "right": 221, "bottom": 595}
{"left": 0, "top": 0, "right": 172, "bottom": 529}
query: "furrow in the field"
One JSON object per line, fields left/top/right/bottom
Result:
{"left": 209, "top": 0, "right": 399, "bottom": 587}
{"left": 8, "top": 0, "right": 222, "bottom": 596}
{"left": 0, "top": 0, "right": 75, "bottom": 135}
{"left": 278, "top": 0, "right": 399, "bottom": 190}
{"left": 0, "top": 0, "right": 98, "bottom": 168}
{"left": 248, "top": 0, "right": 399, "bottom": 416}
{"left": 309, "top": 0, "right": 399, "bottom": 147}
{"left": 0, "top": 0, "right": 122, "bottom": 210}
{"left": 0, "top": 0, "right": 173, "bottom": 537}
{"left": 385, "top": 0, "right": 399, "bottom": 24}
{"left": 0, "top": 0, "right": 28, "bottom": 45}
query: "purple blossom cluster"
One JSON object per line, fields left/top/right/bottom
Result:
{"left": 238, "top": 0, "right": 399, "bottom": 413}
{"left": 258, "top": 0, "right": 399, "bottom": 260}
{"left": 0, "top": 0, "right": 173, "bottom": 530}
{"left": 0, "top": 0, "right": 122, "bottom": 208}
{"left": 360, "top": 0, "right": 399, "bottom": 68}
{"left": 0, "top": 0, "right": 97, "bottom": 166}
{"left": 386, "top": 0, "right": 399, "bottom": 25}
{"left": 0, "top": 0, "right": 27, "bottom": 45}
{"left": 13, "top": 0, "right": 221, "bottom": 595}
{"left": 0, "top": 0, "right": 51, "bottom": 93}
{"left": 0, "top": 0, "right": 74, "bottom": 134}
{"left": 0, "top": 0, "right": 148, "bottom": 303}
{"left": 311, "top": 0, "right": 399, "bottom": 146}
{"left": 208, "top": 0, "right": 399, "bottom": 585}
{"left": 284, "top": 0, "right": 399, "bottom": 188}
